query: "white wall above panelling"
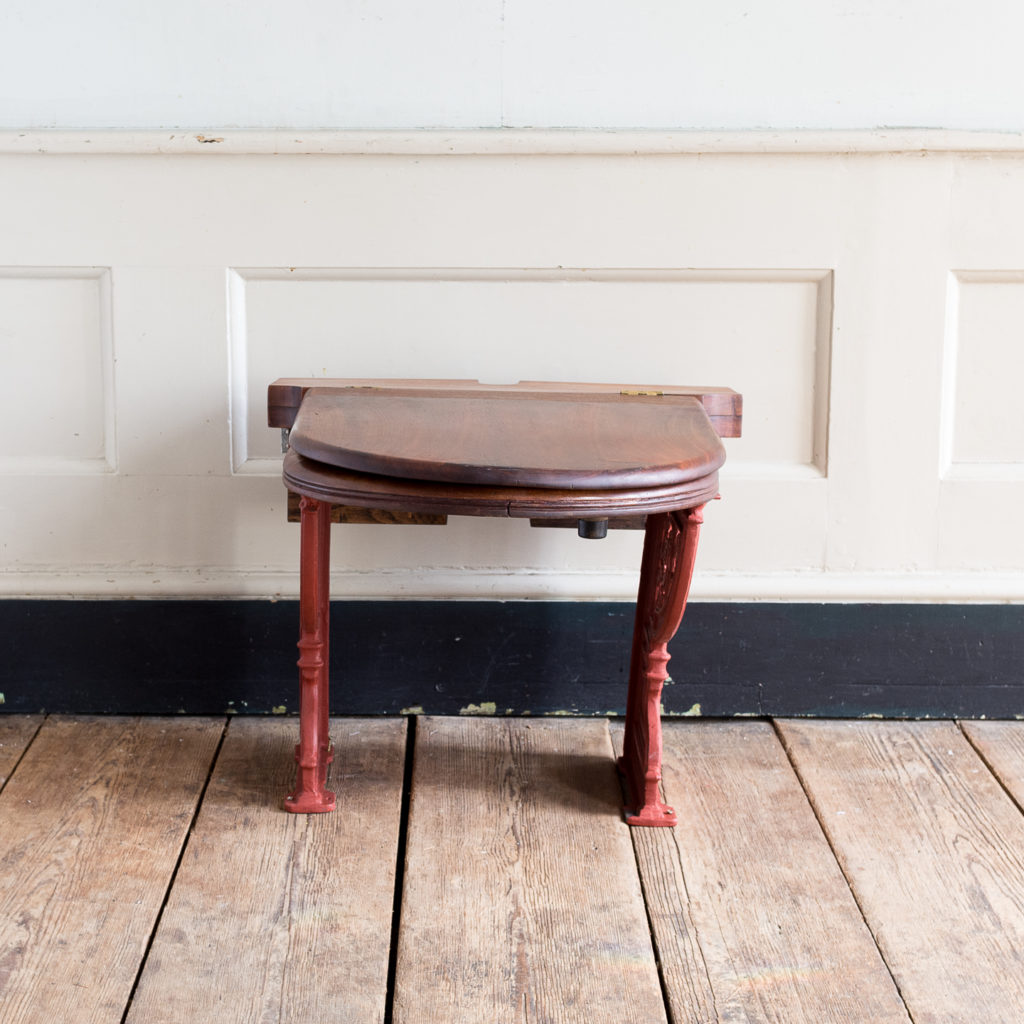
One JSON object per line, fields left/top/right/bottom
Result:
{"left": 0, "top": 1, "right": 503, "bottom": 130}
{"left": 2, "top": 2, "right": 1024, "bottom": 131}
{"left": 1, "top": 138, "right": 1023, "bottom": 600}
{"left": 501, "top": 1, "right": 1024, "bottom": 131}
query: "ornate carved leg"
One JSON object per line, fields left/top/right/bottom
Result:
{"left": 285, "top": 495, "right": 336, "bottom": 813}
{"left": 619, "top": 506, "right": 705, "bottom": 827}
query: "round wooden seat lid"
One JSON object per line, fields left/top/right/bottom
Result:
{"left": 289, "top": 387, "right": 726, "bottom": 490}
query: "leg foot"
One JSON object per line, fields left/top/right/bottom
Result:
{"left": 284, "top": 783, "right": 337, "bottom": 814}
{"left": 618, "top": 756, "right": 678, "bottom": 826}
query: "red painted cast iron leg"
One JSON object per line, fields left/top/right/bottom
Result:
{"left": 619, "top": 506, "right": 705, "bottom": 827}
{"left": 285, "top": 495, "right": 336, "bottom": 813}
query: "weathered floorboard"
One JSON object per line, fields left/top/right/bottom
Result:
{"left": 5, "top": 714, "right": 1024, "bottom": 1024}
{"left": 779, "top": 720, "right": 1024, "bottom": 1024}
{"left": 126, "top": 716, "right": 407, "bottom": 1024}
{"left": 0, "top": 715, "right": 42, "bottom": 787}
{"left": 393, "top": 717, "right": 667, "bottom": 1024}
{"left": 961, "top": 720, "right": 1024, "bottom": 809}
{"left": 618, "top": 720, "right": 910, "bottom": 1024}
{"left": 0, "top": 716, "right": 223, "bottom": 1024}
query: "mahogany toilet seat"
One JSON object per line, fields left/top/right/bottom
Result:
{"left": 269, "top": 378, "right": 742, "bottom": 826}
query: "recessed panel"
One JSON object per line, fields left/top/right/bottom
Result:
{"left": 947, "top": 274, "right": 1024, "bottom": 469}
{"left": 0, "top": 270, "right": 110, "bottom": 469}
{"left": 235, "top": 269, "right": 830, "bottom": 473}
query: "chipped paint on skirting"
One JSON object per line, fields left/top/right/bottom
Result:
{"left": 663, "top": 702, "right": 703, "bottom": 718}
{"left": 459, "top": 701, "right": 497, "bottom": 716}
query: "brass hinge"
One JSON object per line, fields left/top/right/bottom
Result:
{"left": 620, "top": 389, "right": 663, "bottom": 397}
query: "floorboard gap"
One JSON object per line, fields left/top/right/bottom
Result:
{"left": 613, "top": 721, "right": 683, "bottom": 1024}
{"left": 627, "top": 822, "right": 682, "bottom": 1024}
{"left": 0, "top": 713, "right": 47, "bottom": 796}
{"left": 382, "top": 715, "right": 417, "bottom": 1024}
{"left": 957, "top": 719, "right": 1024, "bottom": 819}
{"left": 771, "top": 720, "right": 916, "bottom": 1022}
{"left": 118, "top": 716, "right": 230, "bottom": 1024}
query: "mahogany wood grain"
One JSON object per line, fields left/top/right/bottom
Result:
{"left": 393, "top": 717, "right": 667, "bottom": 1024}
{"left": 286, "top": 489, "right": 448, "bottom": 525}
{"left": 268, "top": 377, "right": 743, "bottom": 437}
{"left": 0, "top": 717, "right": 223, "bottom": 1024}
{"left": 283, "top": 449, "right": 721, "bottom": 519}
{"left": 290, "top": 389, "right": 725, "bottom": 489}
{"left": 127, "top": 717, "right": 406, "bottom": 1024}
{"left": 779, "top": 720, "right": 1024, "bottom": 1024}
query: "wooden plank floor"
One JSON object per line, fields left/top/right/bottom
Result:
{"left": 2, "top": 716, "right": 1024, "bottom": 1023}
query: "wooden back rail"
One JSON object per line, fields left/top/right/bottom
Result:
{"left": 269, "top": 378, "right": 742, "bottom": 826}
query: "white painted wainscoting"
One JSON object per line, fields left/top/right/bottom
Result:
{"left": 1, "top": 131, "right": 1022, "bottom": 601}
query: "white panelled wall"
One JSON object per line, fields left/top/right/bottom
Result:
{"left": 0, "top": 134, "right": 1022, "bottom": 601}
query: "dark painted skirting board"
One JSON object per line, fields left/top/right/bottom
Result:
{"left": 1, "top": 600, "right": 1022, "bottom": 718}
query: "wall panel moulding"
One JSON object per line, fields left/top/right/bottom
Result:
{"left": 0, "top": 268, "right": 114, "bottom": 475}
{"left": 6, "top": 129, "right": 1024, "bottom": 155}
